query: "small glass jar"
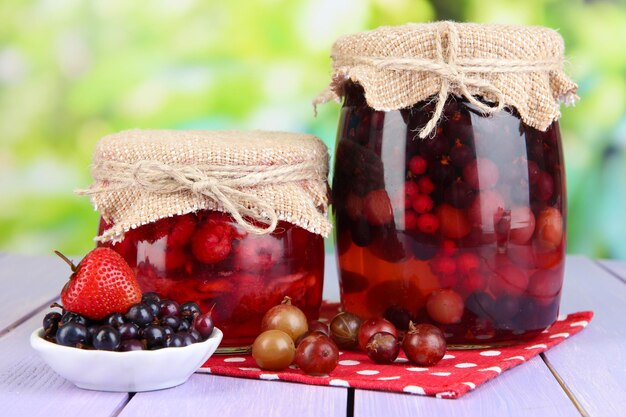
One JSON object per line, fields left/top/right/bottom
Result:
{"left": 332, "top": 82, "right": 566, "bottom": 346}
{"left": 81, "top": 129, "right": 331, "bottom": 353}
{"left": 99, "top": 212, "right": 324, "bottom": 351}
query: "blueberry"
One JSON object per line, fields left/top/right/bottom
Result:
{"left": 120, "top": 339, "right": 145, "bottom": 351}
{"left": 180, "top": 302, "right": 201, "bottom": 321}
{"left": 106, "top": 313, "right": 125, "bottom": 328}
{"left": 125, "top": 303, "right": 154, "bottom": 327}
{"left": 161, "top": 315, "right": 181, "bottom": 330}
{"left": 43, "top": 312, "right": 62, "bottom": 337}
{"left": 60, "top": 312, "right": 88, "bottom": 327}
{"left": 118, "top": 323, "right": 140, "bottom": 340}
{"left": 160, "top": 300, "right": 179, "bottom": 317}
{"left": 142, "top": 292, "right": 161, "bottom": 304}
{"left": 164, "top": 335, "right": 185, "bottom": 348}
{"left": 144, "top": 325, "right": 165, "bottom": 350}
{"left": 93, "top": 326, "right": 121, "bottom": 351}
{"left": 56, "top": 322, "right": 87, "bottom": 347}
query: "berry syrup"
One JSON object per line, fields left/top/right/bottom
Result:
{"left": 98, "top": 211, "right": 324, "bottom": 352}
{"left": 333, "top": 82, "right": 566, "bottom": 347}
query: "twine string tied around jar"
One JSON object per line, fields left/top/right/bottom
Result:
{"left": 316, "top": 21, "right": 564, "bottom": 138}
{"left": 78, "top": 159, "right": 325, "bottom": 236}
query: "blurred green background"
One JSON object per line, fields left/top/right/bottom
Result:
{"left": 1, "top": 0, "right": 625, "bottom": 258}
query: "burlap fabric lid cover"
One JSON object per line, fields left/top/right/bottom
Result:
{"left": 80, "top": 129, "right": 331, "bottom": 243}
{"left": 315, "top": 21, "right": 578, "bottom": 138}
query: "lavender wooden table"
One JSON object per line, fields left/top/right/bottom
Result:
{"left": 1, "top": 253, "right": 624, "bottom": 417}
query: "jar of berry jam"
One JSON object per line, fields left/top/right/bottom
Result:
{"left": 80, "top": 129, "right": 331, "bottom": 352}
{"left": 316, "top": 22, "right": 578, "bottom": 347}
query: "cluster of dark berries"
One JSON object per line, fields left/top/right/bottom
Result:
{"left": 42, "top": 292, "right": 215, "bottom": 351}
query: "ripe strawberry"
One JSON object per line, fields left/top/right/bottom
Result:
{"left": 57, "top": 248, "right": 142, "bottom": 320}
{"left": 191, "top": 220, "right": 235, "bottom": 264}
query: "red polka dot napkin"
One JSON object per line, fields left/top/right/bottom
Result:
{"left": 198, "top": 306, "right": 592, "bottom": 399}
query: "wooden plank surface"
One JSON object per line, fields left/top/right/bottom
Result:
{"left": 0, "top": 312, "right": 128, "bottom": 417}
{"left": 119, "top": 374, "right": 347, "bottom": 417}
{"left": 541, "top": 255, "right": 626, "bottom": 417}
{"left": 0, "top": 254, "right": 69, "bottom": 332}
{"left": 596, "top": 259, "right": 626, "bottom": 284}
{"left": 354, "top": 356, "right": 580, "bottom": 417}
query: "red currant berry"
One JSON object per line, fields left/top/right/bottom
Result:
{"left": 411, "top": 194, "right": 434, "bottom": 214}
{"left": 462, "top": 270, "right": 487, "bottom": 293}
{"left": 440, "top": 240, "right": 457, "bottom": 256}
{"left": 456, "top": 252, "right": 481, "bottom": 274}
{"left": 417, "top": 176, "right": 435, "bottom": 195}
{"left": 405, "top": 181, "right": 420, "bottom": 198}
{"left": 403, "top": 210, "right": 419, "bottom": 231}
{"left": 403, "top": 322, "right": 446, "bottom": 366}
{"left": 409, "top": 156, "right": 428, "bottom": 175}
{"left": 430, "top": 256, "right": 457, "bottom": 276}
{"left": 417, "top": 213, "right": 440, "bottom": 234}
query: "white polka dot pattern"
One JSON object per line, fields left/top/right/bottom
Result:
{"left": 403, "top": 385, "right": 426, "bottom": 395}
{"left": 329, "top": 379, "right": 350, "bottom": 387}
{"left": 455, "top": 363, "right": 477, "bottom": 368}
{"left": 197, "top": 309, "right": 592, "bottom": 400}
{"left": 357, "top": 370, "right": 380, "bottom": 376}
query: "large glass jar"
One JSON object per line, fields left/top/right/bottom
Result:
{"left": 332, "top": 82, "right": 566, "bottom": 346}
{"left": 99, "top": 211, "right": 324, "bottom": 352}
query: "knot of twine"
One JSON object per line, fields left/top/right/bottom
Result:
{"left": 318, "top": 22, "right": 563, "bottom": 138}
{"left": 78, "top": 159, "right": 325, "bottom": 236}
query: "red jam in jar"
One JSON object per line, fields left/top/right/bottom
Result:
{"left": 99, "top": 211, "right": 324, "bottom": 352}
{"left": 332, "top": 82, "right": 566, "bottom": 346}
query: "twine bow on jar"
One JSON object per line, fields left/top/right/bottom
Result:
{"left": 314, "top": 21, "right": 570, "bottom": 138}
{"left": 78, "top": 159, "right": 325, "bottom": 237}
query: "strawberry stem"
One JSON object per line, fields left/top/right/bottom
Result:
{"left": 54, "top": 250, "right": 77, "bottom": 272}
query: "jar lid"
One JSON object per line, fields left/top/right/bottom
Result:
{"left": 314, "top": 21, "right": 578, "bottom": 138}
{"left": 79, "top": 129, "right": 331, "bottom": 242}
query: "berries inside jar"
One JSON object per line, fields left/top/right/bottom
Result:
{"left": 98, "top": 211, "right": 325, "bottom": 352}
{"left": 332, "top": 83, "right": 566, "bottom": 346}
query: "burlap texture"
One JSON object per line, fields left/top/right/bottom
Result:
{"left": 79, "top": 129, "right": 331, "bottom": 242}
{"left": 315, "top": 22, "right": 578, "bottom": 135}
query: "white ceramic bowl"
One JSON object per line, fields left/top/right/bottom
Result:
{"left": 30, "top": 327, "right": 222, "bottom": 392}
